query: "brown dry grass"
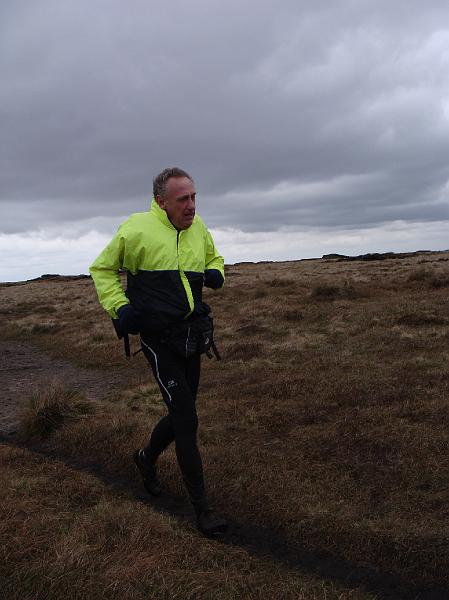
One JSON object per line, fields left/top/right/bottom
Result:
{"left": 19, "top": 383, "right": 94, "bottom": 440}
{"left": 2, "top": 445, "right": 346, "bottom": 600}
{"left": 1, "top": 251, "right": 449, "bottom": 598}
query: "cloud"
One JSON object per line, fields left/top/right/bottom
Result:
{"left": 1, "top": 1, "right": 449, "bottom": 278}
{"left": 0, "top": 229, "right": 111, "bottom": 282}
{"left": 1, "top": 219, "right": 448, "bottom": 282}
{"left": 211, "top": 220, "right": 449, "bottom": 264}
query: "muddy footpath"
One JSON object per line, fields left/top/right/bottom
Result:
{"left": 0, "top": 340, "right": 123, "bottom": 436}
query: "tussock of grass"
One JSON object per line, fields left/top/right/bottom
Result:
{"left": 236, "top": 322, "right": 270, "bottom": 336}
{"left": 429, "top": 273, "right": 449, "bottom": 288}
{"left": 406, "top": 267, "right": 449, "bottom": 288}
{"left": 281, "top": 308, "right": 304, "bottom": 321}
{"left": 31, "top": 322, "right": 61, "bottom": 334}
{"left": 20, "top": 383, "right": 94, "bottom": 440}
{"left": 253, "top": 286, "right": 268, "bottom": 298}
{"left": 397, "top": 313, "right": 448, "bottom": 327}
{"left": 267, "top": 277, "right": 297, "bottom": 287}
{"left": 225, "top": 340, "right": 265, "bottom": 360}
{"left": 407, "top": 266, "right": 433, "bottom": 282}
{"left": 310, "top": 282, "right": 362, "bottom": 300}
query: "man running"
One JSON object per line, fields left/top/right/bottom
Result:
{"left": 90, "top": 167, "right": 227, "bottom": 536}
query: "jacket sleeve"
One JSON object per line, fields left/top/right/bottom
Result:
{"left": 204, "top": 229, "right": 225, "bottom": 289}
{"left": 89, "top": 225, "right": 129, "bottom": 319}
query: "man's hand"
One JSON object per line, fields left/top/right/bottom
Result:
{"left": 117, "top": 304, "right": 143, "bottom": 335}
{"left": 204, "top": 269, "right": 224, "bottom": 289}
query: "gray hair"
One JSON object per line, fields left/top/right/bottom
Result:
{"left": 153, "top": 167, "right": 194, "bottom": 198}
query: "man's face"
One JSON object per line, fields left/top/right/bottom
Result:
{"left": 156, "top": 176, "right": 196, "bottom": 230}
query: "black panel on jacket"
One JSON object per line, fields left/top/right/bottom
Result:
{"left": 127, "top": 270, "right": 191, "bottom": 331}
{"left": 126, "top": 270, "right": 206, "bottom": 332}
{"left": 185, "top": 271, "right": 205, "bottom": 306}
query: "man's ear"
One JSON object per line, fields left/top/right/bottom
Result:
{"left": 155, "top": 195, "right": 165, "bottom": 209}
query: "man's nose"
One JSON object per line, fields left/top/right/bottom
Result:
{"left": 187, "top": 195, "right": 195, "bottom": 208}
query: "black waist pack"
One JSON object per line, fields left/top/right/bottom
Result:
{"left": 162, "top": 305, "right": 221, "bottom": 360}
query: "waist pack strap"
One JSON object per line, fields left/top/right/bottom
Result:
{"left": 206, "top": 340, "right": 221, "bottom": 361}
{"left": 123, "top": 334, "right": 130, "bottom": 359}
{"left": 112, "top": 318, "right": 131, "bottom": 359}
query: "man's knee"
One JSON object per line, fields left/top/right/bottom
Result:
{"left": 173, "top": 412, "right": 199, "bottom": 438}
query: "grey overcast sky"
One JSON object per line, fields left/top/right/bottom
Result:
{"left": 1, "top": 0, "right": 449, "bottom": 280}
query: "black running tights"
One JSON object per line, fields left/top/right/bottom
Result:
{"left": 140, "top": 334, "right": 206, "bottom": 510}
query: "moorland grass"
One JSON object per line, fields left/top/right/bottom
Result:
{"left": 2, "top": 445, "right": 348, "bottom": 600}
{"left": 1, "top": 252, "right": 449, "bottom": 598}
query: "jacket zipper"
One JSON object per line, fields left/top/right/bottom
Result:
{"left": 177, "top": 230, "right": 189, "bottom": 317}
{"left": 185, "top": 327, "right": 191, "bottom": 357}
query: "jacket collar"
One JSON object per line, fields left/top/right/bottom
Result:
{"left": 150, "top": 198, "right": 176, "bottom": 230}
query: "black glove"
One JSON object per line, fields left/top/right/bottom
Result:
{"left": 204, "top": 269, "right": 224, "bottom": 289}
{"left": 117, "top": 304, "right": 142, "bottom": 335}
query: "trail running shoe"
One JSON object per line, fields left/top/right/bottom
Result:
{"left": 133, "top": 449, "right": 162, "bottom": 497}
{"left": 197, "top": 510, "right": 228, "bottom": 537}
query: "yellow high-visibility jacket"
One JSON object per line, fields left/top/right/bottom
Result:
{"left": 89, "top": 199, "right": 224, "bottom": 331}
